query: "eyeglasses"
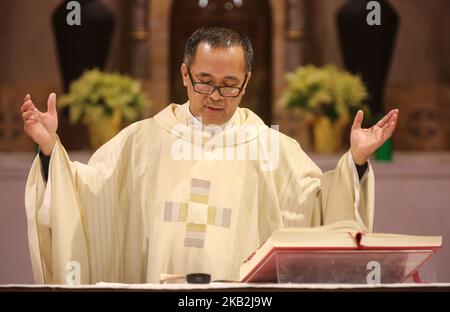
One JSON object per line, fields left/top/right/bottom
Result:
{"left": 187, "top": 67, "right": 248, "bottom": 98}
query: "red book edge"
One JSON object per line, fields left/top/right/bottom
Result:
{"left": 240, "top": 231, "right": 442, "bottom": 283}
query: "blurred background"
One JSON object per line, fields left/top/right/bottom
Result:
{"left": 0, "top": 0, "right": 449, "bottom": 283}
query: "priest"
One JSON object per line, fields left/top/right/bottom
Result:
{"left": 21, "top": 27, "right": 398, "bottom": 284}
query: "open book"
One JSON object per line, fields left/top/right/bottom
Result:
{"left": 240, "top": 220, "right": 442, "bottom": 283}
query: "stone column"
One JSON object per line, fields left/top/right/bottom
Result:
{"left": 285, "top": 0, "right": 308, "bottom": 71}
{"left": 278, "top": 0, "right": 313, "bottom": 150}
{"left": 124, "top": 0, "right": 149, "bottom": 79}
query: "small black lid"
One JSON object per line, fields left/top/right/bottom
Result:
{"left": 186, "top": 273, "right": 211, "bottom": 284}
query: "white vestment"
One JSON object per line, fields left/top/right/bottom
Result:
{"left": 25, "top": 102, "right": 374, "bottom": 284}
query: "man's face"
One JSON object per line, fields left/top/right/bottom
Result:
{"left": 181, "top": 42, "right": 251, "bottom": 125}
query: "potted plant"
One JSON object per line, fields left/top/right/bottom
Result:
{"left": 59, "top": 69, "right": 150, "bottom": 149}
{"left": 283, "top": 64, "right": 370, "bottom": 153}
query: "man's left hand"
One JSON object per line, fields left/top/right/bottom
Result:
{"left": 350, "top": 109, "right": 399, "bottom": 165}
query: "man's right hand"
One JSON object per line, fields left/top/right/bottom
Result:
{"left": 21, "top": 93, "right": 58, "bottom": 156}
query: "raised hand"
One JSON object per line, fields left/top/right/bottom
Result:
{"left": 21, "top": 93, "right": 58, "bottom": 155}
{"left": 350, "top": 109, "right": 399, "bottom": 165}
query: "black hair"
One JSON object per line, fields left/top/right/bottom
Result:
{"left": 183, "top": 26, "right": 253, "bottom": 73}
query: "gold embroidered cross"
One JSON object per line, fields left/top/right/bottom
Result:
{"left": 164, "top": 178, "right": 232, "bottom": 248}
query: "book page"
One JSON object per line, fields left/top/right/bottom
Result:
{"left": 361, "top": 233, "right": 442, "bottom": 248}
{"left": 289, "top": 220, "right": 363, "bottom": 233}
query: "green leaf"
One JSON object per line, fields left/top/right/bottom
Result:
{"left": 58, "top": 69, "right": 152, "bottom": 126}
{"left": 282, "top": 64, "right": 370, "bottom": 122}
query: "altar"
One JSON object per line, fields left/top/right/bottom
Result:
{"left": 1, "top": 151, "right": 449, "bottom": 284}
